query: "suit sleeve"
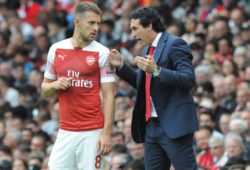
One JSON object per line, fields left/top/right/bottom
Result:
{"left": 116, "top": 63, "right": 137, "bottom": 89}
{"left": 159, "top": 38, "right": 195, "bottom": 89}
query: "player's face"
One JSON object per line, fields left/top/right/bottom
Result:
{"left": 76, "top": 11, "right": 101, "bottom": 42}
{"left": 130, "top": 19, "right": 151, "bottom": 46}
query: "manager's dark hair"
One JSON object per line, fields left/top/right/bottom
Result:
{"left": 130, "top": 7, "right": 165, "bottom": 33}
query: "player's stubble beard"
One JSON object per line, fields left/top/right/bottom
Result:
{"left": 76, "top": 30, "right": 93, "bottom": 47}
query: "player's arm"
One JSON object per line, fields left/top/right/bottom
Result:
{"left": 41, "top": 77, "right": 72, "bottom": 98}
{"left": 99, "top": 82, "right": 115, "bottom": 154}
{"left": 41, "top": 78, "right": 57, "bottom": 97}
{"left": 101, "top": 82, "right": 115, "bottom": 135}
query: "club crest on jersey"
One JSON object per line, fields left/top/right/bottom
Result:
{"left": 86, "top": 56, "right": 95, "bottom": 65}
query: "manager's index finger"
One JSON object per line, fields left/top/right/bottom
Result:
{"left": 135, "top": 56, "right": 143, "bottom": 59}
{"left": 137, "top": 56, "right": 148, "bottom": 62}
{"left": 135, "top": 57, "right": 145, "bottom": 64}
{"left": 146, "top": 55, "right": 154, "bottom": 60}
{"left": 110, "top": 49, "right": 119, "bottom": 54}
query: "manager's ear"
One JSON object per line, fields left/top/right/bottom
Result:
{"left": 147, "top": 23, "right": 153, "bottom": 32}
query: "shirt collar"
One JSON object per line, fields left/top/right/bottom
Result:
{"left": 151, "top": 32, "right": 162, "bottom": 47}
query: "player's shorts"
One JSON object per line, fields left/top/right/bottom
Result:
{"left": 48, "top": 129, "right": 103, "bottom": 170}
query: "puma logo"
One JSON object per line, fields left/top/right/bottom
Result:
{"left": 58, "top": 54, "right": 66, "bottom": 61}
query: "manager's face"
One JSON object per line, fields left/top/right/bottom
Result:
{"left": 130, "top": 19, "right": 151, "bottom": 46}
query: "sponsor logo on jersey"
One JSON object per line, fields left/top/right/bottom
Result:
{"left": 67, "top": 70, "right": 93, "bottom": 88}
{"left": 70, "top": 79, "right": 93, "bottom": 88}
{"left": 86, "top": 56, "right": 95, "bottom": 65}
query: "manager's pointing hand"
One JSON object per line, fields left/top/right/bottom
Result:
{"left": 108, "top": 49, "right": 124, "bottom": 69}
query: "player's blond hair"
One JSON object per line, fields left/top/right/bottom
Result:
{"left": 74, "top": 1, "right": 102, "bottom": 17}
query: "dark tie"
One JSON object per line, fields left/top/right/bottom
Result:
{"left": 145, "top": 46, "right": 155, "bottom": 122}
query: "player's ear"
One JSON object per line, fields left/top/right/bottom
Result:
{"left": 74, "top": 17, "right": 80, "bottom": 26}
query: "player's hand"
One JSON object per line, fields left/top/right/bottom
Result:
{"left": 53, "top": 77, "right": 73, "bottom": 90}
{"left": 98, "top": 134, "right": 112, "bottom": 155}
{"left": 135, "top": 55, "right": 156, "bottom": 73}
{"left": 108, "top": 49, "right": 124, "bottom": 69}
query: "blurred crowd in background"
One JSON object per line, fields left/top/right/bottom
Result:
{"left": 0, "top": 0, "right": 250, "bottom": 169}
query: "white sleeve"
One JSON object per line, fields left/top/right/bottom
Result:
{"left": 44, "top": 45, "right": 57, "bottom": 80}
{"left": 99, "top": 49, "right": 116, "bottom": 83}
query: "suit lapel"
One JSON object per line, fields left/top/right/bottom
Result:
{"left": 149, "top": 32, "right": 169, "bottom": 80}
{"left": 154, "top": 32, "right": 169, "bottom": 64}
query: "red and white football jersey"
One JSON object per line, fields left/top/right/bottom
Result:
{"left": 44, "top": 38, "right": 115, "bottom": 131}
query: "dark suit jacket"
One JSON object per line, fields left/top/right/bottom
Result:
{"left": 116, "top": 32, "right": 199, "bottom": 143}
